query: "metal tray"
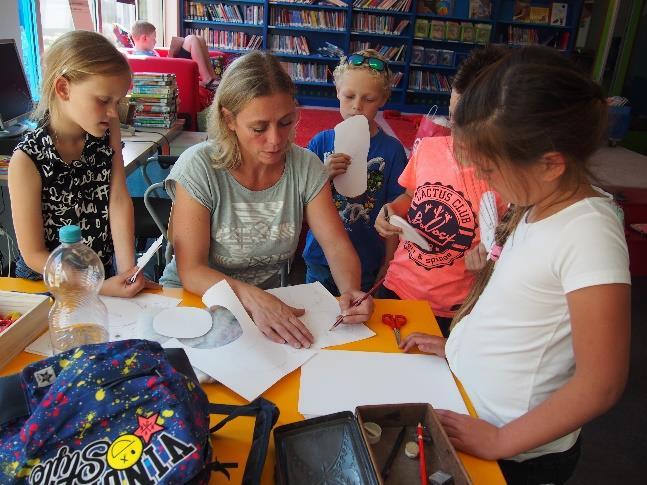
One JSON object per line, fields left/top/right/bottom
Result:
{"left": 274, "top": 411, "right": 380, "bottom": 485}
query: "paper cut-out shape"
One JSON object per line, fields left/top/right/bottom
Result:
{"left": 153, "top": 307, "right": 212, "bottom": 338}
{"left": 162, "top": 280, "right": 316, "bottom": 401}
{"left": 389, "top": 215, "right": 431, "bottom": 250}
{"left": 479, "top": 191, "right": 498, "bottom": 251}
{"left": 333, "top": 115, "right": 370, "bottom": 197}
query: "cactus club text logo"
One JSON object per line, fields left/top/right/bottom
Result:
{"left": 405, "top": 182, "right": 476, "bottom": 269}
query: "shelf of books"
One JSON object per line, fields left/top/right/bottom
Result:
{"left": 180, "top": 0, "right": 583, "bottom": 113}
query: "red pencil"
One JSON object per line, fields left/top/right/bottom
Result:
{"left": 329, "top": 277, "right": 385, "bottom": 331}
{"left": 417, "top": 422, "right": 427, "bottom": 484}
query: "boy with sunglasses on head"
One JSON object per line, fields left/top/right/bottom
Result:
{"left": 303, "top": 49, "right": 407, "bottom": 295}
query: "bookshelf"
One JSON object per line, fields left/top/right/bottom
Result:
{"left": 180, "top": 0, "right": 584, "bottom": 113}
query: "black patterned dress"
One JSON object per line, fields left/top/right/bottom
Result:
{"left": 13, "top": 123, "right": 115, "bottom": 279}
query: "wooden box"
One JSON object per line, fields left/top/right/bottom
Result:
{"left": 0, "top": 291, "right": 50, "bottom": 370}
{"left": 356, "top": 403, "right": 472, "bottom": 484}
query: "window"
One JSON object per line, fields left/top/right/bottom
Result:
{"left": 99, "top": 0, "right": 136, "bottom": 40}
{"left": 39, "top": 0, "right": 76, "bottom": 51}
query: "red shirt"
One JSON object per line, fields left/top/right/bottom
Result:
{"left": 384, "top": 136, "right": 505, "bottom": 317}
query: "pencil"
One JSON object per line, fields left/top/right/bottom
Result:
{"left": 417, "top": 422, "right": 427, "bottom": 485}
{"left": 329, "top": 277, "right": 385, "bottom": 331}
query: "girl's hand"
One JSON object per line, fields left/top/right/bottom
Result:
{"left": 436, "top": 410, "right": 505, "bottom": 461}
{"left": 325, "top": 153, "right": 351, "bottom": 180}
{"left": 465, "top": 243, "right": 488, "bottom": 273}
{"left": 242, "top": 286, "right": 314, "bottom": 349}
{"left": 338, "top": 290, "right": 374, "bottom": 325}
{"left": 374, "top": 204, "right": 403, "bottom": 238}
{"left": 400, "top": 332, "right": 446, "bottom": 356}
{"left": 100, "top": 266, "right": 160, "bottom": 298}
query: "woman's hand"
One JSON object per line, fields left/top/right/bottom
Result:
{"left": 436, "top": 410, "right": 505, "bottom": 460}
{"left": 400, "top": 332, "right": 446, "bottom": 356}
{"left": 325, "top": 153, "right": 351, "bottom": 180}
{"left": 465, "top": 243, "right": 488, "bottom": 273}
{"left": 374, "top": 204, "right": 403, "bottom": 238}
{"left": 241, "top": 285, "right": 314, "bottom": 349}
{"left": 100, "top": 266, "right": 160, "bottom": 298}
{"left": 337, "top": 289, "right": 374, "bottom": 325}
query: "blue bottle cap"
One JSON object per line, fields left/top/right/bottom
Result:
{"left": 59, "top": 225, "right": 82, "bottom": 244}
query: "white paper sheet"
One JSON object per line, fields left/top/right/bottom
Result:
{"left": 333, "top": 115, "right": 370, "bottom": 197}
{"left": 266, "top": 282, "right": 375, "bottom": 348}
{"left": 298, "top": 350, "right": 469, "bottom": 417}
{"left": 161, "top": 280, "right": 317, "bottom": 401}
{"left": 24, "top": 293, "right": 181, "bottom": 356}
{"left": 478, "top": 191, "right": 498, "bottom": 251}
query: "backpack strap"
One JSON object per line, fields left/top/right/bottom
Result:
{"left": 0, "top": 373, "right": 28, "bottom": 426}
{"left": 208, "top": 398, "right": 280, "bottom": 485}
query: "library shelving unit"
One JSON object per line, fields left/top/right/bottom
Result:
{"left": 179, "top": 0, "right": 584, "bottom": 113}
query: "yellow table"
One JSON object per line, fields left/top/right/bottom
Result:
{"left": 0, "top": 279, "right": 505, "bottom": 484}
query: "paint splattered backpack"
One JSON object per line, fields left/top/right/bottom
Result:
{"left": 0, "top": 339, "right": 279, "bottom": 484}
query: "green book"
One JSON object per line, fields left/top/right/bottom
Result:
{"left": 414, "top": 19, "right": 430, "bottom": 38}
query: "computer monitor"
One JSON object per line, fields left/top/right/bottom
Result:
{"left": 0, "top": 39, "right": 33, "bottom": 139}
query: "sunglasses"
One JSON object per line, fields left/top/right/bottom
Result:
{"left": 345, "top": 54, "right": 388, "bottom": 72}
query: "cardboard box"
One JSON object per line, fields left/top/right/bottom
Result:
{"left": 274, "top": 403, "right": 471, "bottom": 484}
{"left": 0, "top": 291, "right": 50, "bottom": 370}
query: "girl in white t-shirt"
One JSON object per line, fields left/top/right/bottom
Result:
{"left": 401, "top": 46, "right": 631, "bottom": 485}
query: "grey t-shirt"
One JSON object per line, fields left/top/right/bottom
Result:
{"left": 160, "top": 141, "right": 328, "bottom": 289}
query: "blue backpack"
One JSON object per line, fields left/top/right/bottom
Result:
{"left": 0, "top": 339, "right": 279, "bottom": 484}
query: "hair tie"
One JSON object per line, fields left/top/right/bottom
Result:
{"left": 487, "top": 244, "right": 503, "bottom": 262}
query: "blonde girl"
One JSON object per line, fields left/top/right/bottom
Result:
{"left": 9, "top": 30, "right": 156, "bottom": 296}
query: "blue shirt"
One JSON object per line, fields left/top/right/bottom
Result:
{"left": 132, "top": 49, "right": 158, "bottom": 56}
{"left": 303, "top": 128, "right": 407, "bottom": 277}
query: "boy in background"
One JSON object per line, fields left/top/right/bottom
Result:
{"left": 131, "top": 20, "right": 219, "bottom": 90}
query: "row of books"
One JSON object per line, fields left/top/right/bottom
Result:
{"left": 352, "top": 0, "right": 412, "bottom": 13}
{"left": 270, "top": 35, "right": 310, "bottom": 55}
{"left": 281, "top": 62, "right": 329, "bottom": 83}
{"left": 415, "top": 19, "right": 491, "bottom": 44}
{"left": 271, "top": 8, "right": 346, "bottom": 30}
{"left": 184, "top": 2, "right": 264, "bottom": 25}
{"left": 505, "top": 26, "right": 570, "bottom": 49}
{"left": 270, "top": 0, "right": 348, "bottom": 6}
{"left": 130, "top": 73, "right": 178, "bottom": 129}
{"left": 349, "top": 41, "right": 407, "bottom": 61}
{"left": 351, "top": 14, "right": 409, "bottom": 35}
{"left": 408, "top": 70, "right": 451, "bottom": 93}
{"left": 513, "top": 1, "right": 568, "bottom": 26}
{"left": 411, "top": 46, "right": 456, "bottom": 66}
{"left": 185, "top": 27, "right": 263, "bottom": 50}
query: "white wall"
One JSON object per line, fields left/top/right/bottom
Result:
{"left": 0, "top": 0, "right": 22, "bottom": 55}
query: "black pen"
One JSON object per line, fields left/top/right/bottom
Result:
{"left": 381, "top": 425, "right": 407, "bottom": 480}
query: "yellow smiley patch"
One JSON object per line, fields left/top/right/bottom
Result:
{"left": 106, "top": 434, "right": 143, "bottom": 470}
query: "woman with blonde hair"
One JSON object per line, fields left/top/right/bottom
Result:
{"left": 160, "top": 51, "right": 372, "bottom": 348}
{"left": 9, "top": 30, "right": 156, "bottom": 297}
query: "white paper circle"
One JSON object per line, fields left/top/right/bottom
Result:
{"left": 389, "top": 215, "right": 431, "bottom": 250}
{"left": 153, "top": 307, "right": 212, "bottom": 339}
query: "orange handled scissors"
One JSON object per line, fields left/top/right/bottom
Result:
{"left": 381, "top": 314, "right": 407, "bottom": 346}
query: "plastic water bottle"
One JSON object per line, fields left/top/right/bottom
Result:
{"left": 44, "top": 225, "right": 109, "bottom": 354}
